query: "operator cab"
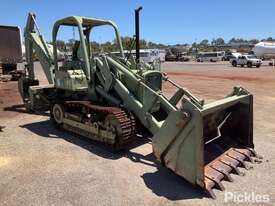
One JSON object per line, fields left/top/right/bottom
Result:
{"left": 52, "top": 16, "right": 125, "bottom": 92}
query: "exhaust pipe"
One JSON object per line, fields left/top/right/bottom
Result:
{"left": 135, "top": 6, "right": 142, "bottom": 68}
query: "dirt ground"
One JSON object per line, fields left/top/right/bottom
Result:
{"left": 0, "top": 61, "right": 274, "bottom": 206}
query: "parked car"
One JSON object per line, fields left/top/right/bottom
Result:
{"left": 222, "top": 53, "right": 235, "bottom": 61}
{"left": 230, "top": 55, "right": 262, "bottom": 68}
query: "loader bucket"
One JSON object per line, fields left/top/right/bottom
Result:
{"left": 152, "top": 87, "right": 261, "bottom": 198}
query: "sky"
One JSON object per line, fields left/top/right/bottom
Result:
{"left": 1, "top": 0, "right": 275, "bottom": 45}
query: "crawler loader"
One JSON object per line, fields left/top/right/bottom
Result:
{"left": 18, "top": 13, "right": 262, "bottom": 198}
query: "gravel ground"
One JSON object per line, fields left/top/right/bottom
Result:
{"left": 0, "top": 61, "right": 274, "bottom": 206}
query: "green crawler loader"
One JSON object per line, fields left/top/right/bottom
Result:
{"left": 18, "top": 13, "right": 262, "bottom": 198}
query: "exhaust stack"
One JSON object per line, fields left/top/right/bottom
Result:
{"left": 135, "top": 6, "right": 142, "bottom": 67}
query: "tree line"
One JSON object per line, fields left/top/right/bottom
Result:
{"left": 55, "top": 36, "right": 166, "bottom": 52}
{"left": 196, "top": 37, "right": 275, "bottom": 46}
{"left": 54, "top": 36, "right": 275, "bottom": 52}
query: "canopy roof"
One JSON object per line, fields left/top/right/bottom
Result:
{"left": 54, "top": 16, "right": 116, "bottom": 28}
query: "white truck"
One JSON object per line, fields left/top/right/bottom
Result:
{"left": 253, "top": 41, "right": 275, "bottom": 66}
{"left": 230, "top": 55, "right": 262, "bottom": 68}
{"left": 253, "top": 41, "right": 275, "bottom": 59}
{"left": 0, "top": 25, "right": 23, "bottom": 79}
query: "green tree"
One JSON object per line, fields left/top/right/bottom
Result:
{"left": 249, "top": 39, "right": 259, "bottom": 44}
{"left": 216, "top": 37, "right": 225, "bottom": 45}
{"left": 266, "top": 37, "right": 274, "bottom": 41}
{"left": 211, "top": 38, "right": 225, "bottom": 46}
{"left": 200, "top": 39, "right": 209, "bottom": 46}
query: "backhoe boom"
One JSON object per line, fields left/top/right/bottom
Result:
{"left": 25, "top": 13, "right": 54, "bottom": 83}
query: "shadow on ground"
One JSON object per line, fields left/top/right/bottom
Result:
{"left": 21, "top": 119, "right": 206, "bottom": 200}
{"left": 142, "top": 165, "right": 205, "bottom": 200}
{"left": 4, "top": 104, "right": 49, "bottom": 116}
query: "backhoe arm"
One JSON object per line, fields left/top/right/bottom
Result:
{"left": 25, "top": 13, "right": 54, "bottom": 83}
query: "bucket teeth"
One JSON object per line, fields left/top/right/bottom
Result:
{"left": 226, "top": 150, "right": 251, "bottom": 169}
{"left": 204, "top": 178, "right": 216, "bottom": 199}
{"left": 248, "top": 148, "right": 263, "bottom": 159}
{"left": 219, "top": 155, "right": 245, "bottom": 176}
{"left": 209, "top": 161, "right": 234, "bottom": 182}
{"left": 204, "top": 147, "right": 259, "bottom": 198}
{"left": 204, "top": 167, "right": 225, "bottom": 191}
{"left": 234, "top": 148, "right": 253, "bottom": 159}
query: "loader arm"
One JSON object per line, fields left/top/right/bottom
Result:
{"left": 104, "top": 55, "right": 261, "bottom": 198}
{"left": 25, "top": 13, "right": 54, "bottom": 83}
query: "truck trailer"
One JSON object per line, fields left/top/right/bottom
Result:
{"left": 0, "top": 25, "right": 23, "bottom": 79}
